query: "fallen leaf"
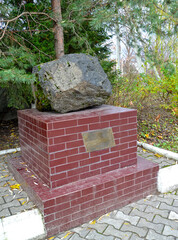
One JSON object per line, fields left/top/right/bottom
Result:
{"left": 48, "top": 237, "right": 55, "bottom": 240}
{"left": 90, "top": 220, "right": 96, "bottom": 225}
{"left": 62, "top": 232, "right": 72, "bottom": 239}
{"left": 10, "top": 184, "right": 21, "bottom": 190}
{"left": 155, "top": 114, "right": 161, "bottom": 122}
{"left": 124, "top": 222, "right": 130, "bottom": 225}
{"left": 31, "top": 175, "right": 37, "bottom": 179}
{"left": 157, "top": 135, "right": 163, "bottom": 139}
{"left": 145, "top": 134, "right": 149, "bottom": 138}
{"left": 22, "top": 201, "right": 27, "bottom": 205}
{"left": 154, "top": 153, "right": 162, "bottom": 158}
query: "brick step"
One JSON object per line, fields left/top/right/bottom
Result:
{"left": 8, "top": 156, "right": 158, "bottom": 237}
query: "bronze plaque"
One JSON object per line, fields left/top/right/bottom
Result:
{"left": 82, "top": 128, "right": 115, "bottom": 152}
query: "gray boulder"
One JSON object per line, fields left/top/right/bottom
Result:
{"left": 33, "top": 54, "right": 112, "bottom": 113}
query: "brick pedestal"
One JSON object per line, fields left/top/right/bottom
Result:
{"left": 8, "top": 105, "right": 159, "bottom": 237}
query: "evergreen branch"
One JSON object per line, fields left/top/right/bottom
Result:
{"left": 0, "top": 11, "right": 55, "bottom": 40}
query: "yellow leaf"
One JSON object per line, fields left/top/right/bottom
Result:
{"left": 145, "top": 134, "right": 149, "bottom": 138}
{"left": 90, "top": 220, "right": 96, "bottom": 225}
{"left": 3, "top": 175, "right": 9, "bottom": 178}
{"left": 22, "top": 201, "right": 27, "bottom": 205}
{"left": 48, "top": 237, "right": 55, "bottom": 240}
{"left": 31, "top": 175, "right": 37, "bottom": 179}
{"left": 154, "top": 153, "right": 162, "bottom": 158}
{"left": 157, "top": 135, "right": 163, "bottom": 139}
{"left": 124, "top": 222, "right": 130, "bottom": 225}
{"left": 10, "top": 184, "right": 21, "bottom": 190}
{"left": 63, "top": 232, "right": 72, "bottom": 238}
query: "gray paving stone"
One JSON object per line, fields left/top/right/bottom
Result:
{"left": 163, "top": 193, "right": 178, "bottom": 200}
{"left": 130, "top": 233, "right": 144, "bottom": 240}
{"left": 114, "top": 211, "right": 140, "bottom": 225}
{"left": 128, "top": 202, "right": 147, "bottom": 211}
{"left": 86, "top": 229, "right": 114, "bottom": 240}
{"left": 0, "top": 197, "right": 4, "bottom": 204}
{"left": 69, "top": 233, "right": 86, "bottom": 240}
{"left": 70, "top": 226, "right": 90, "bottom": 238}
{"left": 57, "top": 231, "right": 74, "bottom": 240}
{"left": 163, "top": 225, "right": 178, "bottom": 237}
{"left": 146, "top": 229, "right": 175, "bottom": 240}
{"left": 137, "top": 218, "right": 164, "bottom": 234}
{"left": 169, "top": 211, "right": 178, "bottom": 220}
{"left": 173, "top": 200, "right": 178, "bottom": 207}
{"left": 145, "top": 205, "right": 169, "bottom": 218}
{"left": 159, "top": 202, "right": 178, "bottom": 213}
{"left": 130, "top": 208, "right": 154, "bottom": 221}
{"left": 150, "top": 195, "right": 174, "bottom": 205}
{"left": 3, "top": 191, "right": 28, "bottom": 203}
{"left": 120, "top": 222, "right": 148, "bottom": 238}
{"left": 9, "top": 202, "right": 36, "bottom": 215}
{"left": 153, "top": 215, "right": 178, "bottom": 230}
{"left": 104, "top": 225, "right": 131, "bottom": 239}
{"left": 0, "top": 208, "right": 11, "bottom": 217}
{"left": 0, "top": 199, "right": 20, "bottom": 211}
{"left": 85, "top": 223, "right": 108, "bottom": 233}
{"left": 0, "top": 187, "right": 11, "bottom": 196}
{"left": 99, "top": 217, "right": 124, "bottom": 229}
{"left": 137, "top": 199, "right": 160, "bottom": 208}
{"left": 119, "top": 206, "right": 133, "bottom": 215}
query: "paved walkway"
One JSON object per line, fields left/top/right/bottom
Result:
{"left": 0, "top": 148, "right": 178, "bottom": 240}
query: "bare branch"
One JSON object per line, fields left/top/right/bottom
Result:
{"left": 0, "top": 11, "right": 55, "bottom": 41}
{"left": 0, "top": 12, "right": 55, "bottom": 23}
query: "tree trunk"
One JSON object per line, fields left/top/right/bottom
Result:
{"left": 51, "top": 0, "right": 64, "bottom": 58}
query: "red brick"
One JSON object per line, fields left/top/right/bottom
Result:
{"left": 80, "top": 156, "right": 100, "bottom": 167}
{"left": 81, "top": 198, "right": 102, "bottom": 210}
{"left": 114, "top": 131, "right": 129, "bottom": 139}
{"left": 90, "top": 160, "right": 109, "bottom": 171}
{"left": 129, "top": 141, "right": 137, "bottom": 147}
{"left": 48, "top": 144, "right": 65, "bottom": 153}
{"left": 89, "top": 122, "right": 109, "bottom": 130}
{"left": 129, "top": 129, "right": 137, "bottom": 135}
{"left": 120, "top": 123, "right": 137, "bottom": 132}
{"left": 66, "top": 125, "right": 88, "bottom": 134}
{"left": 48, "top": 129, "right": 65, "bottom": 138}
{"left": 79, "top": 146, "right": 86, "bottom": 153}
{"left": 71, "top": 194, "right": 93, "bottom": 207}
{"left": 56, "top": 162, "right": 78, "bottom": 173}
{"left": 66, "top": 140, "right": 84, "bottom": 149}
{"left": 80, "top": 169, "right": 100, "bottom": 179}
{"left": 120, "top": 147, "right": 137, "bottom": 156}
{"left": 78, "top": 116, "right": 99, "bottom": 125}
{"left": 101, "top": 151, "right": 119, "bottom": 161}
{"left": 67, "top": 152, "right": 89, "bottom": 163}
{"left": 55, "top": 148, "right": 78, "bottom": 158}
{"left": 68, "top": 166, "right": 89, "bottom": 177}
{"left": 103, "top": 192, "right": 118, "bottom": 202}
{"left": 110, "top": 118, "right": 128, "bottom": 127}
{"left": 120, "top": 159, "right": 137, "bottom": 168}
{"left": 101, "top": 164, "right": 119, "bottom": 174}
{"left": 50, "top": 172, "right": 66, "bottom": 181}
{"left": 56, "top": 192, "right": 81, "bottom": 205}
{"left": 49, "top": 158, "right": 66, "bottom": 167}
{"left": 54, "top": 134, "right": 77, "bottom": 144}
{"left": 128, "top": 117, "right": 137, "bottom": 123}
{"left": 44, "top": 214, "right": 55, "bottom": 223}
{"left": 53, "top": 120, "right": 77, "bottom": 129}
{"left": 90, "top": 149, "right": 109, "bottom": 157}
{"left": 55, "top": 205, "right": 80, "bottom": 219}
{"left": 95, "top": 187, "right": 114, "bottom": 198}
{"left": 120, "top": 110, "right": 137, "bottom": 118}
{"left": 100, "top": 113, "right": 120, "bottom": 121}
